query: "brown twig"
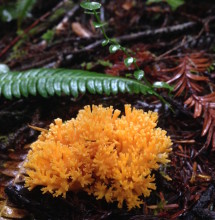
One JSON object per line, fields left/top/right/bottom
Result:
{"left": 118, "top": 21, "right": 197, "bottom": 43}
{"left": 0, "top": 0, "right": 68, "bottom": 59}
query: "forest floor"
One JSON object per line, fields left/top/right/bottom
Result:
{"left": 0, "top": 0, "right": 215, "bottom": 219}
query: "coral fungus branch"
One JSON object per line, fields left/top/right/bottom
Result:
{"left": 24, "top": 105, "right": 172, "bottom": 209}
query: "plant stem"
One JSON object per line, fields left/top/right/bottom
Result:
{"left": 93, "top": 10, "right": 109, "bottom": 40}
{"left": 93, "top": 8, "right": 153, "bottom": 87}
{"left": 88, "top": 3, "right": 171, "bottom": 107}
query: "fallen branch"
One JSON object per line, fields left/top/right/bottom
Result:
{"left": 0, "top": 0, "right": 72, "bottom": 59}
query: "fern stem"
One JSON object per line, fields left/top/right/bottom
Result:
{"left": 93, "top": 9, "right": 109, "bottom": 40}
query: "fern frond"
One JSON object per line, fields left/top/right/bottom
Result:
{"left": 0, "top": 68, "right": 156, "bottom": 100}
{"left": 184, "top": 93, "right": 215, "bottom": 150}
{"left": 166, "top": 53, "right": 211, "bottom": 96}
{"left": 158, "top": 52, "right": 214, "bottom": 150}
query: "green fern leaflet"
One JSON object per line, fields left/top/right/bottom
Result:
{"left": 0, "top": 68, "right": 157, "bottom": 100}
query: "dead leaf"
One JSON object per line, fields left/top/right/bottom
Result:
{"left": 71, "top": 22, "right": 92, "bottom": 38}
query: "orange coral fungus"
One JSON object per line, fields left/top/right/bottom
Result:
{"left": 24, "top": 105, "right": 172, "bottom": 209}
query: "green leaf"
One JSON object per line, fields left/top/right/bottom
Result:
{"left": 109, "top": 44, "right": 120, "bottom": 53}
{"left": 134, "top": 70, "right": 144, "bottom": 81}
{"left": 93, "top": 21, "right": 107, "bottom": 28}
{"left": 0, "top": 4, "right": 18, "bottom": 22}
{"left": 110, "top": 38, "right": 119, "bottom": 44}
{"left": 28, "top": 77, "right": 37, "bottom": 96}
{"left": 0, "top": 64, "right": 10, "bottom": 73}
{"left": 16, "top": 0, "right": 36, "bottom": 29}
{"left": 42, "top": 29, "right": 55, "bottom": 43}
{"left": 12, "top": 77, "right": 22, "bottom": 98}
{"left": 54, "top": 76, "right": 62, "bottom": 96}
{"left": 103, "top": 79, "right": 111, "bottom": 95}
{"left": 61, "top": 77, "right": 70, "bottom": 96}
{"left": 146, "top": 0, "right": 163, "bottom": 4}
{"left": 146, "top": 0, "right": 184, "bottom": 10}
{"left": 2, "top": 80, "right": 13, "bottom": 100}
{"left": 153, "top": 81, "right": 174, "bottom": 91}
{"left": 118, "top": 81, "right": 126, "bottom": 93}
{"left": 80, "top": 2, "right": 101, "bottom": 11}
{"left": 124, "top": 57, "right": 135, "bottom": 67}
{"left": 0, "top": 8, "right": 16, "bottom": 22}
{"left": 166, "top": 0, "right": 184, "bottom": 10}
{"left": 125, "top": 73, "right": 133, "bottom": 78}
{"left": 78, "top": 78, "right": 86, "bottom": 94}
{"left": 97, "top": 60, "right": 112, "bottom": 67}
{"left": 110, "top": 79, "right": 118, "bottom": 95}
{"left": 0, "top": 68, "right": 156, "bottom": 100}
{"left": 46, "top": 77, "right": 55, "bottom": 96}
{"left": 87, "top": 79, "right": 96, "bottom": 94}
{"left": 94, "top": 79, "right": 103, "bottom": 94}
{"left": 37, "top": 77, "right": 48, "bottom": 98}
{"left": 70, "top": 79, "right": 78, "bottom": 97}
{"left": 102, "top": 39, "right": 109, "bottom": 46}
